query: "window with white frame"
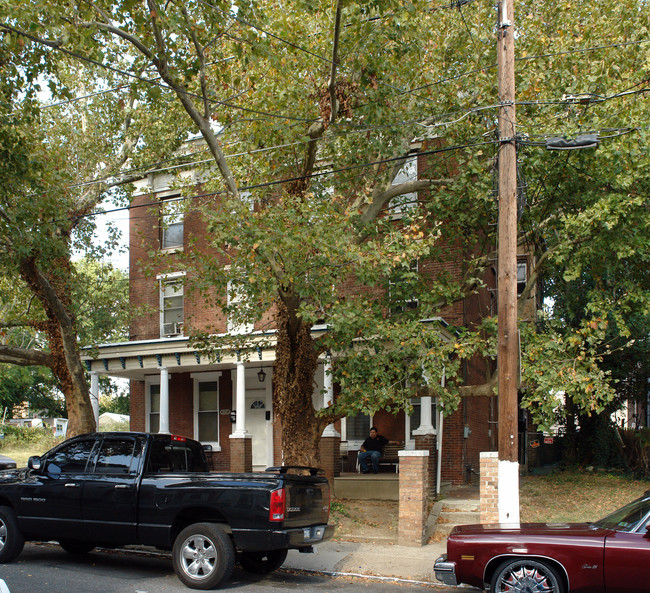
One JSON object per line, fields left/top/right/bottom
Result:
{"left": 517, "top": 260, "right": 527, "bottom": 295}
{"left": 148, "top": 382, "right": 160, "bottom": 433}
{"left": 193, "top": 372, "right": 222, "bottom": 448}
{"left": 160, "top": 274, "right": 184, "bottom": 337}
{"left": 226, "top": 278, "right": 254, "bottom": 335}
{"left": 389, "top": 260, "right": 419, "bottom": 314}
{"left": 346, "top": 413, "right": 371, "bottom": 447}
{"left": 160, "top": 196, "right": 184, "bottom": 250}
{"left": 388, "top": 155, "right": 418, "bottom": 217}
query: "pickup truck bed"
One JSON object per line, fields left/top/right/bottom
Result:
{"left": 0, "top": 432, "right": 333, "bottom": 589}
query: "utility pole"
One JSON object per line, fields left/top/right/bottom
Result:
{"left": 496, "top": 0, "right": 520, "bottom": 523}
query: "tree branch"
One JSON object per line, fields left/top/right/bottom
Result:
{"left": 359, "top": 178, "right": 454, "bottom": 224}
{"left": 0, "top": 345, "right": 53, "bottom": 368}
{"left": 328, "top": 0, "right": 343, "bottom": 126}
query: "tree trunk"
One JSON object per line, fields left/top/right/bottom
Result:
{"left": 272, "top": 299, "right": 326, "bottom": 467}
{"left": 19, "top": 256, "right": 95, "bottom": 436}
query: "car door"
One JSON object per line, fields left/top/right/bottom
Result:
{"left": 18, "top": 438, "right": 97, "bottom": 540}
{"left": 603, "top": 521, "right": 650, "bottom": 593}
{"left": 81, "top": 435, "right": 145, "bottom": 545}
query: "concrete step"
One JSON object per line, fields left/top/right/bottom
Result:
{"left": 438, "top": 510, "right": 480, "bottom": 525}
{"left": 440, "top": 499, "right": 479, "bottom": 512}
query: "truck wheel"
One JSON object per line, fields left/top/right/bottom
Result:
{"left": 491, "top": 558, "right": 564, "bottom": 593}
{"left": 59, "top": 540, "right": 96, "bottom": 555}
{"left": 0, "top": 505, "right": 24, "bottom": 563}
{"left": 172, "top": 523, "right": 235, "bottom": 590}
{"left": 240, "top": 549, "right": 288, "bottom": 574}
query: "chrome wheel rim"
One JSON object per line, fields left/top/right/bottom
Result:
{"left": 179, "top": 534, "right": 217, "bottom": 581}
{"left": 497, "top": 563, "right": 557, "bottom": 593}
{"left": 0, "top": 517, "right": 6, "bottom": 553}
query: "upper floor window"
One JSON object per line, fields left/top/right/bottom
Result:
{"left": 389, "top": 260, "right": 419, "bottom": 314}
{"left": 159, "top": 273, "right": 184, "bottom": 337}
{"left": 226, "top": 278, "right": 254, "bottom": 335}
{"left": 388, "top": 155, "right": 418, "bottom": 217}
{"left": 160, "top": 196, "right": 184, "bottom": 250}
{"left": 517, "top": 261, "right": 527, "bottom": 295}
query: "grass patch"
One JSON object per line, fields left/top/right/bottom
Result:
{"left": 520, "top": 470, "right": 650, "bottom": 523}
{"left": 0, "top": 426, "right": 62, "bottom": 468}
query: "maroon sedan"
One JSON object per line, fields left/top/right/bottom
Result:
{"left": 434, "top": 491, "right": 650, "bottom": 593}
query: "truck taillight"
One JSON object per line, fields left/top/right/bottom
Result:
{"left": 269, "top": 488, "right": 285, "bottom": 522}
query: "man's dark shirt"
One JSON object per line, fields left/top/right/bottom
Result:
{"left": 361, "top": 434, "right": 388, "bottom": 452}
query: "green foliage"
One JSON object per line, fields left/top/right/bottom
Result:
{"left": 0, "top": 424, "right": 58, "bottom": 446}
{"left": 0, "top": 365, "right": 64, "bottom": 418}
{"left": 3, "top": 0, "right": 648, "bottom": 438}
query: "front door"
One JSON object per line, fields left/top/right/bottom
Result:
{"left": 245, "top": 370, "right": 272, "bottom": 470}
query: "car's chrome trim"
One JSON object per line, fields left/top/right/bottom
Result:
{"left": 434, "top": 554, "right": 458, "bottom": 586}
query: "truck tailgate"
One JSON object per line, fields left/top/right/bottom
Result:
{"left": 283, "top": 476, "right": 330, "bottom": 527}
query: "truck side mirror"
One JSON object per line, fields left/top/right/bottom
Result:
{"left": 28, "top": 456, "right": 42, "bottom": 471}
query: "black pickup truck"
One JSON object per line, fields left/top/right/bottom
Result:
{"left": 0, "top": 432, "right": 333, "bottom": 589}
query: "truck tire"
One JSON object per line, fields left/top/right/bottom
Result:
{"left": 59, "top": 540, "right": 96, "bottom": 555}
{"left": 172, "top": 523, "right": 235, "bottom": 590}
{"left": 240, "top": 548, "right": 288, "bottom": 574}
{"left": 0, "top": 505, "right": 24, "bottom": 563}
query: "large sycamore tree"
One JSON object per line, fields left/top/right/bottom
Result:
{"left": 0, "top": 21, "right": 189, "bottom": 434}
{"left": 7, "top": 0, "right": 648, "bottom": 462}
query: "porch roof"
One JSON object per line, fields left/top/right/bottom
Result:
{"left": 81, "top": 317, "right": 454, "bottom": 381}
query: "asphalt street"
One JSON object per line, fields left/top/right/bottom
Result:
{"left": 0, "top": 543, "right": 458, "bottom": 593}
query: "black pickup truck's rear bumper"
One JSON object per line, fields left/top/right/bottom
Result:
{"left": 232, "top": 524, "right": 334, "bottom": 551}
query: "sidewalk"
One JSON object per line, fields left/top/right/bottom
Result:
{"left": 283, "top": 486, "right": 480, "bottom": 585}
{"left": 284, "top": 538, "right": 448, "bottom": 584}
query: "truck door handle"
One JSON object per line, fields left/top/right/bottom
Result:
{"left": 64, "top": 483, "right": 80, "bottom": 488}
{"left": 114, "top": 484, "right": 130, "bottom": 489}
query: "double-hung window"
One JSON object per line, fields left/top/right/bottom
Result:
{"left": 159, "top": 273, "right": 185, "bottom": 337}
{"left": 388, "top": 155, "right": 418, "bottom": 217}
{"left": 226, "top": 277, "right": 254, "bottom": 335}
{"left": 160, "top": 196, "right": 184, "bottom": 250}
{"left": 389, "top": 260, "right": 419, "bottom": 314}
{"left": 192, "top": 372, "right": 222, "bottom": 449}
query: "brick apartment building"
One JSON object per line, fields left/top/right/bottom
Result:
{"left": 82, "top": 147, "right": 535, "bottom": 486}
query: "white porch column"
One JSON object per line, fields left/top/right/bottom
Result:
{"left": 159, "top": 367, "right": 170, "bottom": 433}
{"left": 413, "top": 396, "right": 435, "bottom": 435}
{"left": 231, "top": 361, "right": 249, "bottom": 438}
{"left": 322, "top": 357, "right": 340, "bottom": 437}
{"left": 89, "top": 371, "right": 100, "bottom": 429}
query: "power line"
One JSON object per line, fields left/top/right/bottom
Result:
{"left": 0, "top": 23, "right": 317, "bottom": 124}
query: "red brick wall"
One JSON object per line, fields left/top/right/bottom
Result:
{"left": 128, "top": 140, "right": 500, "bottom": 479}
{"left": 130, "top": 380, "right": 145, "bottom": 432}
{"left": 398, "top": 451, "right": 429, "bottom": 546}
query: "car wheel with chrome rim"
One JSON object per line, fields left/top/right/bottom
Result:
{"left": 491, "top": 558, "right": 564, "bottom": 593}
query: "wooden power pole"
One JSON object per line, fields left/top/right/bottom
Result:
{"left": 496, "top": 0, "right": 520, "bottom": 523}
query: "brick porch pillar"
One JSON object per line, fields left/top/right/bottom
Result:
{"left": 414, "top": 433, "right": 437, "bottom": 496}
{"left": 398, "top": 450, "right": 429, "bottom": 546}
{"left": 230, "top": 436, "right": 253, "bottom": 473}
{"left": 480, "top": 451, "right": 499, "bottom": 523}
{"left": 319, "top": 435, "right": 340, "bottom": 493}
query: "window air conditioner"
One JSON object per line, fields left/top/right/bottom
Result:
{"left": 163, "top": 322, "right": 182, "bottom": 337}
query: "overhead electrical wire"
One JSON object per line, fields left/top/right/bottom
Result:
{"left": 0, "top": 23, "right": 318, "bottom": 124}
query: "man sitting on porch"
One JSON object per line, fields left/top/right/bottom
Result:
{"left": 358, "top": 427, "right": 396, "bottom": 474}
